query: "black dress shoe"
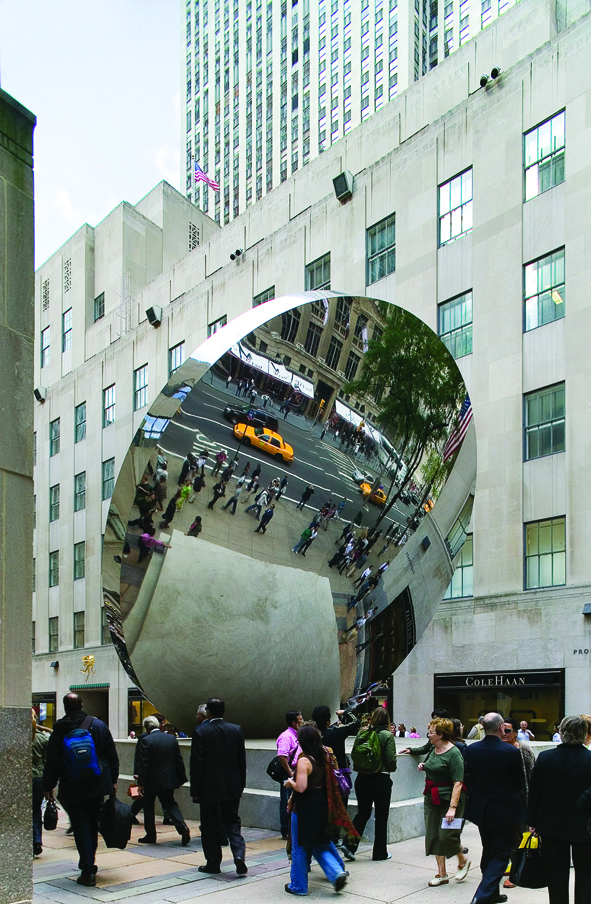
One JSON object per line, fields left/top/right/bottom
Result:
{"left": 163, "top": 817, "right": 173, "bottom": 825}
{"left": 489, "top": 896, "right": 508, "bottom": 904}
{"left": 131, "top": 815, "right": 140, "bottom": 825}
{"left": 235, "top": 858, "right": 248, "bottom": 875}
{"left": 137, "top": 835, "right": 157, "bottom": 844}
{"left": 198, "top": 864, "right": 222, "bottom": 874}
{"left": 285, "top": 884, "right": 299, "bottom": 895}
{"left": 181, "top": 826, "right": 191, "bottom": 846}
{"left": 77, "top": 872, "right": 97, "bottom": 887}
{"left": 33, "top": 842, "right": 43, "bottom": 855}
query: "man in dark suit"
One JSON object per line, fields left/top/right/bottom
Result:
{"left": 190, "top": 697, "right": 247, "bottom": 876}
{"left": 464, "top": 712, "right": 526, "bottom": 904}
{"left": 136, "top": 715, "right": 190, "bottom": 846}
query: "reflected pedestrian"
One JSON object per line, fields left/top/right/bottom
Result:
{"left": 255, "top": 503, "right": 275, "bottom": 533}
{"left": 207, "top": 479, "right": 227, "bottom": 510}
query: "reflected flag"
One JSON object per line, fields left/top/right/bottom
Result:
{"left": 194, "top": 163, "right": 220, "bottom": 191}
{"left": 443, "top": 395, "right": 473, "bottom": 462}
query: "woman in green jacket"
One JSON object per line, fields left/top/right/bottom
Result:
{"left": 32, "top": 709, "right": 49, "bottom": 855}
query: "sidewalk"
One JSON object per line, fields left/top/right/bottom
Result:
{"left": 33, "top": 817, "right": 551, "bottom": 903}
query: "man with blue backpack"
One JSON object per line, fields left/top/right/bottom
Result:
{"left": 43, "top": 693, "right": 119, "bottom": 887}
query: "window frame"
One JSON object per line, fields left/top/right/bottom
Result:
{"left": 94, "top": 292, "right": 105, "bottom": 322}
{"left": 438, "top": 167, "right": 473, "bottom": 247}
{"left": 73, "top": 542, "right": 86, "bottom": 582}
{"left": 49, "top": 418, "right": 60, "bottom": 457}
{"left": 73, "top": 610, "right": 85, "bottom": 648}
{"left": 523, "top": 248, "right": 565, "bottom": 332}
{"left": 49, "top": 484, "right": 60, "bottom": 523}
{"left": 366, "top": 213, "right": 396, "bottom": 285}
{"left": 524, "top": 516, "right": 566, "bottom": 590}
{"left": 49, "top": 551, "right": 59, "bottom": 589}
{"left": 207, "top": 315, "right": 228, "bottom": 337}
{"left": 325, "top": 335, "right": 343, "bottom": 370}
{"left": 48, "top": 615, "right": 59, "bottom": 652}
{"left": 524, "top": 382, "right": 566, "bottom": 462}
{"left": 101, "top": 606, "right": 111, "bottom": 645}
{"left": 305, "top": 253, "right": 331, "bottom": 291}
{"left": 524, "top": 110, "right": 565, "bottom": 202}
{"left": 438, "top": 291, "right": 473, "bottom": 359}
{"left": 74, "top": 472, "right": 86, "bottom": 512}
{"left": 41, "top": 326, "right": 50, "bottom": 368}
{"left": 168, "top": 342, "right": 185, "bottom": 377}
{"left": 103, "top": 384, "right": 116, "bottom": 428}
{"left": 443, "top": 534, "right": 473, "bottom": 598}
{"left": 102, "top": 458, "right": 115, "bottom": 500}
{"left": 62, "top": 308, "right": 72, "bottom": 352}
{"left": 134, "top": 364, "right": 148, "bottom": 411}
{"left": 253, "top": 285, "right": 275, "bottom": 307}
{"left": 74, "top": 402, "right": 86, "bottom": 442}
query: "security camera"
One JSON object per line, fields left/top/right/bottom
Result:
{"left": 230, "top": 248, "right": 243, "bottom": 261}
{"left": 480, "top": 74, "right": 489, "bottom": 88}
{"left": 491, "top": 66, "right": 502, "bottom": 80}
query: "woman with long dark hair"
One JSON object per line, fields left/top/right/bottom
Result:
{"left": 284, "top": 724, "right": 358, "bottom": 896}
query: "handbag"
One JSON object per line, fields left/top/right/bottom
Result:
{"left": 266, "top": 755, "right": 286, "bottom": 783}
{"left": 98, "top": 794, "right": 133, "bottom": 849}
{"left": 509, "top": 832, "right": 547, "bottom": 889}
{"left": 333, "top": 766, "right": 353, "bottom": 800}
{"left": 43, "top": 798, "right": 59, "bottom": 831}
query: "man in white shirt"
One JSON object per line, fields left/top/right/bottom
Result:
{"left": 516, "top": 720, "right": 535, "bottom": 742}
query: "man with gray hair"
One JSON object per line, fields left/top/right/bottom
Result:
{"left": 136, "top": 715, "right": 190, "bottom": 846}
{"left": 463, "top": 712, "right": 526, "bottom": 904}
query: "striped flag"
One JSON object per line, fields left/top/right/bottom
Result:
{"left": 194, "top": 162, "right": 220, "bottom": 191}
{"left": 443, "top": 394, "right": 473, "bottom": 462}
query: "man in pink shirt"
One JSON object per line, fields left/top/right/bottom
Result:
{"left": 276, "top": 710, "right": 303, "bottom": 839}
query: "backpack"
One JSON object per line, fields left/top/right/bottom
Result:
{"left": 300, "top": 528, "right": 312, "bottom": 541}
{"left": 63, "top": 716, "right": 103, "bottom": 782}
{"left": 351, "top": 727, "right": 382, "bottom": 774}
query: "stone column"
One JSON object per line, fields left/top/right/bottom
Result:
{"left": 0, "top": 88, "right": 36, "bottom": 904}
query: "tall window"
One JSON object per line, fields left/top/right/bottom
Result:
{"left": 32, "top": 619, "right": 35, "bottom": 653}
{"left": 443, "top": 534, "right": 473, "bottom": 598}
{"left": 305, "top": 253, "right": 331, "bottom": 290}
{"left": 102, "top": 458, "right": 115, "bottom": 500}
{"left": 49, "top": 418, "right": 60, "bottom": 457}
{"left": 101, "top": 607, "right": 111, "bottom": 645}
{"left": 49, "top": 484, "right": 60, "bottom": 522}
{"left": 304, "top": 321, "right": 322, "bottom": 357}
{"left": 439, "top": 168, "right": 473, "bottom": 246}
{"left": 280, "top": 308, "right": 301, "bottom": 343}
{"left": 525, "top": 517, "right": 566, "bottom": 589}
{"left": 75, "top": 402, "right": 86, "bottom": 442}
{"left": 74, "top": 472, "right": 86, "bottom": 512}
{"left": 73, "top": 542, "right": 86, "bottom": 581}
{"left": 207, "top": 315, "right": 227, "bottom": 336}
{"left": 524, "top": 111, "right": 565, "bottom": 201}
{"left": 49, "top": 551, "right": 59, "bottom": 588}
{"left": 438, "top": 292, "right": 473, "bottom": 358}
{"left": 524, "top": 249, "right": 565, "bottom": 332}
{"left": 33, "top": 494, "right": 36, "bottom": 529}
{"left": 253, "top": 286, "right": 275, "bottom": 306}
{"left": 446, "top": 495, "right": 474, "bottom": 558}
{"left": 366, "top": 213, "right": 396, "bottom": 284}
{"left": 62, "top": 308, "right": 72, "bottom": 352}
{"left": 524, "top": 383, "right": 565, "bottom": 461}
{"left": 41, "top": 327, "right": 50, "bottom": 367}
{"left": 169, "top": 342, "right": 185, "bottom": 377}
{"left": 344, "top": 351, "right": 360, "bottom": 382}
{"left": 73, "top": 611, "right": 85, "bottom": 648}
{"left": 48, "top": 616, "right": 59, "bottom": 652}
{"left": 134, "top": 365, "right": 148, "bottom": 410}
{"left": 94, "top": 292, "right": 105, "bottom": 322}
{"left": 325, "top": 335, "right": 343, "bottom": 370}
{"left": 103, "top": 385, "right": 116, "bottom": 427}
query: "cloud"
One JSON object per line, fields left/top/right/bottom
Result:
{"left": 55, "top": 190, "right": 84, "bottom": 227}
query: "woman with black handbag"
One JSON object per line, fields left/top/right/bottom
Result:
{"left": 528, "top": 715, "right": 591, "bottom": 903}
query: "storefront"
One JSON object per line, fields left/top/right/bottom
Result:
{"left": 434, "top": 669, "right": 565, "bottom": 741}
{"left": 32, "top": 692, "right": 57, "bottom": 730}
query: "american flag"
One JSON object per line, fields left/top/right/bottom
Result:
{"left": 443, "top": 394, "right": 473, "bottom": 462}
{"left": 194, "top": 163, "right": 220, "bottom": 191}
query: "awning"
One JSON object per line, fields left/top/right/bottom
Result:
{"left": 229, "top": 342, "right": 315, "bottom": 398}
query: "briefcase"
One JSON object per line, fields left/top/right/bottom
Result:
{"left": 99, "top": 794, "right": 133, "bottom": 849}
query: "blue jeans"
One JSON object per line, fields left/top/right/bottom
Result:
{"left": 287, "top": 812, "right": 345, "bottom": 895}
{"left": 33, "top": 778, "right": 44, "bottom": 845}
{"left": 67, "top": 796, "right": 103, "bottom": 874}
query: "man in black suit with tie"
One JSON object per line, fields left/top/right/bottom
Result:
{"left": 464, "top": 712, "right": 526, "bottom": 904}
{"left": 190, "top": 697, "right": 247, "bottom": 876}
{"left": 136, "top": 715, "right": 191, "bottom": 846}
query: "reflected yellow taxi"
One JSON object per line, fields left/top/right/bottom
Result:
{"left": 360, "top": 482, "right": 387, "bottom": 506}
{"left": 233, "top": 424, "right": 294, "bottom": 463}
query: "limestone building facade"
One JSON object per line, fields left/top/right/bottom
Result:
{"left": 35, "top": 0, "right": 591, "bottom": 738}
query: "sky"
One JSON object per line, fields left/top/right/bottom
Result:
{"left": 0, "top": 0, "right": 180, "bottom": 267}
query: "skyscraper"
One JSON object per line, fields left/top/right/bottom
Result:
{"left": 181, "top": 0, "right": 521, "bottom": 223}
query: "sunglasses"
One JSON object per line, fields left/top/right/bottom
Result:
{"left": 502, "top": 728, "right": 514, "bottom": 734}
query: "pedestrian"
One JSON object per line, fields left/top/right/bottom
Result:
{"left": 293, "top": 525, "right": 317, "bottom": 555}
{"left": 138, "top": 526, "right": 172, "bottom": 563}
{"left": 467, "top": 716, "right": 485, "bottom": 740}
{"left": 136, "top": 715, "right": 190, "bottom": 846}
{"left": 188, "top": 471, "right": 205, "bottom": 502}
{"left": 221, "top": 463, "right": 236, "bottom": 483}
{"left": 176, "top": 479, "right": 192, "bottom": 512}
{"left": 276, "top": 710, "right": 303, "bottom": 839}
{"left": 255, "top": 503, "right": 275, "bottom": 533}
{"left": 235, "top": 379, "right": 243, "bottom": 396}
{"left": 32, "top": 709, "right": 49, "bottom": 856}
{"left": 207, "top": 479, "right": 227, "bottom": 510}
{"left": 261, "top": 394, "right": 269, "bottom": 408}
{"left": 249, "top": 388, "right": 257, "bottom": 405}
{"left": 297, "top": 484, "right": 315, "bottom": 510}
{"left": 211, "top": 450, "right": 228, "bottom": 477}
{"left": 245, "top": 487, "right": 269, "bottom": 520}
{"left": 190, "top": 697, "right": 248, "bottom": 877}
{"left": 248, "top": 464, "right": 261, "bottom": 488}
{"left": 347, "top": 553, "right": 368, "bottom": 578}
{"left": 298, "top": 526, "right": 318, "bottom": 556}
{"left": 275, "top": 475, "right": 289, "bottom": 501}
{"left": 178, "top": 452, "right": 197, "bottom": 486}
{"left": 354, "top": 565, "right": 374, "bottom": 588}
{"left": 283, "top": 402, "right": 290, "bottom": 420}
{"left": 187, "top": 516, "right": 202, "bottom": 537}
{"left": 336, "top": 500, "right": 346, "bottom": 520}
{"left": 516, "top": 720, "right": 535, "bottom": 742}
{"left": 226, "top": 373, "right": 232, "bottom": 389}
{"left": 196, "top": 450, "right": 209, "bottom": 477}
{"left": 240, "top": 461, "right": 251, "bottom": 479}
{"left": 312, "top": 707, "right": 359, "bottom": 771}
{"left": 223, "top": 477, "right": 245, "bottom": 514}
{"left": 463, "top": 712, "right": 527, "bottom": 904}
{"left": 154, "top": 460, "right": 169, "bottom": 484}
{"left": 499, "top": 716, "right": 535, "bottom": 889}
{"left": 42, "top": 693, "right": 119, "bottom": 887}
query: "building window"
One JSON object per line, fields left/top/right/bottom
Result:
{"left": 33, "top": 431, "right": 37, "bottom": 466}
{"left": 101, "top": 607, "right": 111, "bottom": 645}
{"left": 49, "top": 418, "right": 60, "bottom": 457}
{"left": 73, "top": 543, "right": 86, "bottom": 582}
{"left": 305, "top": 253, "right": 331, "bottom": 290}
{"left": 304, "top": 321, "right": 323, "bottom": 357}
{"left": 48, "top": 615, "right": 59, "bottom": 651}
{"left": 49, "top": 484, "right": 60, "bottom": 523}
{"left": 253, "top": 286, "right": 275, "bottom": 306}
{"left": 524, "top": 111, "right": 565, "bottom": 202}
{"left": 366, "top": 214, "right": 396, "bottom": 284}
{"left": 439, "top": 292, "right": 473, "bottom": 359}
{"left": 524, "top": 249, "right": 565, "bottom": 332}
{"left": 443, "top": 534, "right": 473, "bottom": 598}
{"left": 344, "top": 351, "right": 360, "bottom": 382}
{"left": 94, "top": 292, "right": 105, "bottom": 322}
{"left": 33, "top": 494, "right": 36, "bottom": 529}
{"left": 280, "top": 308, "right": 301, "bottom": 343}
{"left": 169, "top": 342, "right": 185, "bottom": 377}
{"left": 102, "top": 458, "right": 115, "bottom": 500}
{"left": 75, "top": 402, "right": 86, "bottom": 442}
{"left": 73, "top": 610, "right": 85, "bottom": 647}
{"left": 524, "top": 383, "right": 565, "bottom": 461}
{"left": 49, "top": 552, "right": 59, "bottom": 588}
{"left": 74, "top": 472, "right": 86, "bottom": 512}
{"left": 208, "top": 315, "right": 227, "bottom": 336}
{"left": 439, "top": 168, "right": 473, "bottom": 246}
{"left": 446, "top": 495, "right": 474, "bottom": 559}
{"left": 134, "top": 365, "right": 148, "bottom": 411}
{"left": 103, "top": 384, "right": 116, "bottom": 427}
{"left": 62, "top": 308, "right": 72, "bottom": 352}
{"left": 325, "top": 335, "right": 343, "bottom": 370}
{"left": 41, "top": 327, "right": 50, "bottom": 368}
{"left": 525, "top": 517, "right": 566, "bottom": 589}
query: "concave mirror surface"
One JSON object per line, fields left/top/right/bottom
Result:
{"left": 102, "top": 294, "right": 476, "bottom": 737}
